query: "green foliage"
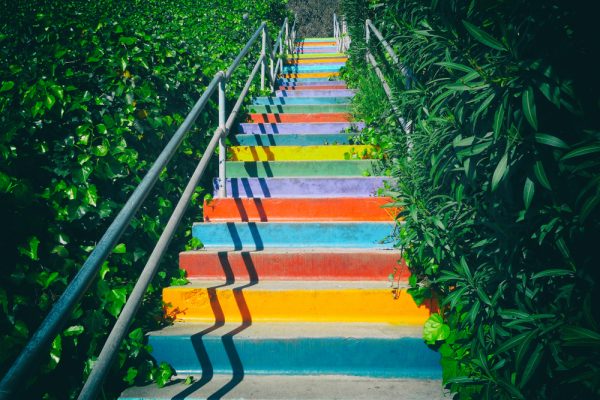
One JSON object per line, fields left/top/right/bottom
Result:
{"left": 0, "top": 0, "right": 286, "bottom": 398}
{"left": 343, "top": 0, "right": 600, "bottom": 398}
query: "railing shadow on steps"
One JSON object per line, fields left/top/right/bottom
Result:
{"left": 0, "top": 15, "right": 296, "bottom": 400}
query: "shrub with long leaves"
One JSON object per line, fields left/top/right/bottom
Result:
{"left": 342, "top": 0, "right": 600, "bottom": 398}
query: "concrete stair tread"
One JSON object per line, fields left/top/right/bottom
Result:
{"left": 120, "top": 375, "right": 447, "bottom": 400}
{"left": 181, "top": 248, "right": 401, "bottom": 255}
{"left": 148, "top": 322, "right": 422, "bottom": 339}
{"left": 170, "top": 279, "right": 408, "bottom": 291}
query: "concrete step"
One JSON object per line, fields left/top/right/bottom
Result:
{"left": 225, "top": 160, "right": 377, "bottom": 177}
{"left": 120, "top": 374, "right": 446, "bottom": 400}
{"left": 282, "top": 64, "right": 345, "bottom": 73}
{"left": 294, "top": 47, "right": 339, "bottom": 53}
{"left": 191, "top": 222, "right": 396, "bottom": 250}
{"left": 276, "top": 89, "right": 355, "bottom": 97}
{"left": 286, "top": 57, "right": 348, "bottom": 65}
{"left": 234, "top": 133, "right": 353, "bottom": 146}
{"left": 247, "top": 112, "right": 351, "bottom": 123}
{"left": 248, "top": 104, "right": 351, "bottom": 114}
{"left": 296, "top": 37, "right": 336, "bottom": 42}
{"left": 163, "top": 281, "right": 430, "bottom": 323}
{"left": 252, "top": 96, "right": 350, "bottom": 106}
{"left": 278, "top": 85, "right": 349, "bottom": 90}
{"left": 180, "top": 249, "right": 407, "bottom": 280}
{"left": 228, "top": 145, "right": 376, "bottom": 161}
{"left": 202, "top": 197, "right": 399, "bottom": 222}
{"left": 213, "top": 177, "right": 391, "bottom": 198}
{"left": 279, "top": 72, "right": 340, "bottom": 79}
{"left": 296, "top": 41, "right": 337, "bottom": 46}
{"left": 142, "top": 323, "right": 439, "bottom": 377}
{"left": 277, "top": 78, "right": 344, "bottom": 84}
{"left": 238, "top": 121, "right": 364, "bottom": 134}
{"left": 277, "top": 80, "right": 347, "bottom": 86}
{"left": 287, "top": 52, "right": 346, "bottom": 58}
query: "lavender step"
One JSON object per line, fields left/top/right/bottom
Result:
{"left": 213, "top": 177, "right": 392, "bottom": 198}
{"left": 276, "top": 89, "right": 356, "bottom": 97}
{"left": 278, "top": 80, "right": 347, "bottom": 87}
{"left": 238, "top": 122, "right": 365, "bottom": 134}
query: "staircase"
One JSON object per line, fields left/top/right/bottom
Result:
{"left": 120, "top": 37, "right": 444, "bottom": 400}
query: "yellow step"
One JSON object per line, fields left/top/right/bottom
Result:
{"left": 163, "top": 281, "right": 432, "bottom": 324}
{"left": 228, "top": 145, "right": 377, "bottom": 161}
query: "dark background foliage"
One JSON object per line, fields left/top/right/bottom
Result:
{"left": 287, "top": 0, "right": 340, "bottom": 38}
{"left": 342, "top": 0, "right": 600, "bottom": 398}
{"left": 0, "top": 0, "right": 286, "bottom": 398}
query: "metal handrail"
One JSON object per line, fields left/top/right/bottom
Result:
{"left": 0, "top": 15, "right": 296, "bottom": 400}
{"left": 333, "top": 13, "right": 350, "bottom": 53}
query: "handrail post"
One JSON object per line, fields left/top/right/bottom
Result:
{"left": 365, "top": 19, "right": 371, "bottom": 62}
{"left": 261, "top": 25, "right": 267, "bottom": 90}
{"left": 218, "top": 75, "right": 227, "bottom": 198}
{"left": 285, "top": 19, "right": 289, "bottom": 51}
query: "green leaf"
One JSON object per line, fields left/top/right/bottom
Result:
{"left": 119, "top": 36, "right": 137, "bottom": 45}
{"left": 519, "top": 343, "right": 543, "bottom": 387}
{"left": 522, "top": 87, "right": 538, "bottom": 130}
{"left": 0, "top": 81, "right": 15, "bottom": 92}
{"left": 561, "top": 144, "right": 600, "bottom": 161}
{"left": 493, "top": 103, "right": 505, "bottom": 139}
{"left": 423, "top": 313, "right": 450, "bottom": 344}
{"left": 535, "top": 133, "right": 568, "bottom": 149}
{"left": 497, "top": 331, "right": 535, "bottom": 354}
{"left": 491, "top": 153, "right": 508, "bottom": 191}
{"left": 49, "top": 334, "right": 62, "bottom": 369}
{"left": 533, "top": 161, "right": 551, "bottom": 190}
{"left": 531, "top": 269, "right": 574, "bottom": 279}
{"left": 155, "top": 362, "right": 174, "bottom": 387}
{"left": 19, "top": 236, "right": 40, "bottom": 260}
{"left": 580, "top": 194, "right": 600, "bottom": 222}
{"left": 63, "top": 325, "right": 84, "bottom": 337}
{"left": 124, "top": 367, "right": 138, "bottom": 385}
{"left": 113, "top": 243, "right": 127, "bottom": 254}
{"left": 462, "top": 20, "right": 506, "bottom": 51}
{"left": 523, "top": 177, "right": 535, "bottom": 209}
{"left": 562, "top": 326, "right": 600, "bottom": 346}
{"left": 435, "top": 61, "right": 476, "bottom": 74}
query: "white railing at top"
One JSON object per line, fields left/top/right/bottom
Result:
{"left": 333, "top": 13, "right": 350, "bottom": 53}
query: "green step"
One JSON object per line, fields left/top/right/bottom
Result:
{"left": 226, "top": 160, "right": 377, "bottom": 177}
{"left": 249, "top": 104, "right": 352, "bottom": 114}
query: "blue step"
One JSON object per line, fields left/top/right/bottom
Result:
{"left": 282, "top": 64, "right": 345, "bottom": 73}
{"left": 147, "top": 323, "right": 441, "bottom": 378}
{"left": 192, "top": 222, "right": 395, "bottom": 249}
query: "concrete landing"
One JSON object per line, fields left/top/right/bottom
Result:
{"left": 120, "top": 374, "right": 447, "bottom": 400}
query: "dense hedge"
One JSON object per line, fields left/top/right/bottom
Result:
{"left": 342, "top": 0, "right": 600, "bottom": 398}
{"left": 0, "top": 0, "right": 286, "bottom": 398}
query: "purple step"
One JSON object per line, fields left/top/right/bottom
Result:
{"left": 213, "top": 177, "right": 392, "bottom": 198}
{"left": 276, "top": 89, "right": 356, "bottom": 97}
{"left": 238, "top": 122, "right": 366, "bottom": 135}
{"left": 280, "top": 81, "right": 347, "bottom": 87}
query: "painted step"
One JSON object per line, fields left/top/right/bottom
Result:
{"left": 278, "top": 77, "right": 344, "bottom": 84}
{"left": 294, "top": 47, "right": 339, "bottom": 53}
{"left": 203, "top": 197, "right": 399, "bottom": 222}
{"left": 279, "top": 85, "right": 349, "bottom": 90}
{"left": 282, "top": 64, "right": 345, "bottom": 73}
{"left": 238, "top": 121, "right": 364, "bottom": 134}
{"left": 247, "top": 112, "right": 351, "bottom": 123}
{"left": 287, "top": 52, "right": 346, "bottom": 58}
{"left": 228, "top": 145, "right": 376, "bottom": 161}
{"left": 191, "top": 222, "right": 395, "bottom": 250}
{"left": 180, "top": 249, "right": 407, "bottom": 280}
{"left": 286, "top": 57, "right": 348, "bottom": 65}
{"left": 163, "top": 281, "right": 429, "bottom": 323}
{"left": 252, "top": 97, "right": 350, "bottom": 105}
{"left": 234, "top": 133, "right": 353, "bottom": 146}
{"left": 279, "top": 72, "right": 340, "bottom": 79}
{"left": 144, "top": 323, "right": 440, "bottom": 378}
{"left": 278, "top": 80, "right": 347, "bottom": 87}
{"left": 214, "top": 177, "right": 391, "bottom": 198}
{"left": 276, "top": 89, "right": 356, "bottom": 97}
{"left": 296, "top": 41, "right": 337, "bottom": 46}
{"left": 249, "top": 104, "right": 351, "bottom": 113}
{"left": 296, "top": 37, "right": 336, "bottom": 42}
{"left": 226, "top": 160, "right": 377, "bottom": 177}
{"left": 120, "top": 374, "right": 446, "bottom": 400}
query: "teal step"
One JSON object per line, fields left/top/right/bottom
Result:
{"left": 282, "top": 64, "right": 345, "bottom": 73}
{"left": 234, "top": 133, "right": 354, "bottom": 146}
{"left": 226, "top": 160, "right": 376, "bottom": 177}
{"left": 192, "top": 222, "right": 395, "bottom": 249}
{"left": 252, "top": 97, "right": 351, "bottom": 105}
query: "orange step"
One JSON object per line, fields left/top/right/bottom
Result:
{"left": 247, "top": 113, "right": 351, "bottom": 123}
{"left": 203, "top": 197, "right": 400, "bottom": 222}
{"left": 297, "top": 41, "right": 337, "bottom": 47}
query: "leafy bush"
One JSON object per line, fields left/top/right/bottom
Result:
{"left": 342, "top": 0, "right": 600, "bottom": 398}
{"left": 0, "top": 0, "right": 286, "bottom": 398}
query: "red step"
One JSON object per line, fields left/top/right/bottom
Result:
{"left": 179, "top": 249, "right": 408, "bottom": 280}
{"left": 247, "top": 113, "right": 351, "bottom": 123}
{"left": 203, "top": 198, "right": 400, "bottom": 222}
